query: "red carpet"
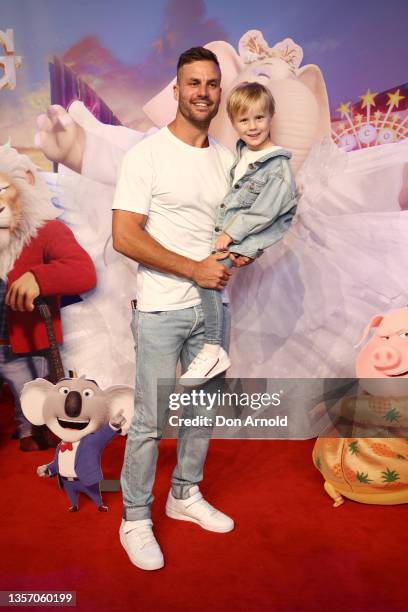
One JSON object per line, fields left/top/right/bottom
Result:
{"left": 0, "top": 384, "right": 406, "bottom": 612}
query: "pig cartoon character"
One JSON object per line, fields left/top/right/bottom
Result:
{"left": 313, "top": 308, "right": 408, "bottom": 507}
{"left": 356, "top": 309, "right": 408, "bottom": 396}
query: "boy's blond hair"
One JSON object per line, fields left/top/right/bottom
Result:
{"left": 226, "top": 82, "right": 275, "bottom": 121}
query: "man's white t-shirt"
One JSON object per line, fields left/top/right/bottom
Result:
{"left": 112, "top": 127, "right": 234, "bottom": 312}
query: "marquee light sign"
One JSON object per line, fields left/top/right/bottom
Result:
{"left": 332, "top": 87, "right": 408, "bottom": 150}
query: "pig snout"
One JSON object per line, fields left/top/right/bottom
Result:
{"left": 372, "top": 345, "right": 401, "bottom": 370}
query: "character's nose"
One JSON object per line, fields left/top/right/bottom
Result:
{"left": 64, "top": 391, "right": 82, "bottom": 417}
{"left": 373, "top": 346, "right": 401, "bottom": 370}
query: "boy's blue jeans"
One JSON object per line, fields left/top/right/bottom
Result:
{"left": 197, "top": 256, "right": 233, "bottom": 345}
{"left": 121, "top": 302, "right": 230, "bottom": 521}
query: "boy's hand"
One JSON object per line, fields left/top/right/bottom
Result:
{"left": 229, "top": 253, "right": 254, "bottom": 268}
{"left": 215, "top": 232, "right": 232, "bottom": 251}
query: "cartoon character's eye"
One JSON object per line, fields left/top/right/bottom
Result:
{"left": 399, "top": 332, "right": 408, "bottom": 338}
{"left": 83, "top": 388, "right": 94, "bottom": 398}
{"left": 58, "top": 387, "right": 70, "bottom": 395}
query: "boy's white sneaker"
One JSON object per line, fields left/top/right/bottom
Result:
{"left": 179, "top": 347, "right": 231, "bottom": 386}
{"left": 165, "top": 486, "right": 234, "bottom": 533}
{"left": 119, "top": 519, "right": 164, "bottom": 570}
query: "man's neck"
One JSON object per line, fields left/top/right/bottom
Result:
{"left": 168, "top": 113, "right": 210, "bottom": 148}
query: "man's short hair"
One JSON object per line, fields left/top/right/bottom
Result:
{"left": 226, "top": 82, "right": 276, "bottom": 121}
{"left": 177, "top": 47, "right": 220, "bottom": 80}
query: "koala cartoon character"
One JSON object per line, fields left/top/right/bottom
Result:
{"left": 21, "top": 376, "right": 134, "bottom": 512}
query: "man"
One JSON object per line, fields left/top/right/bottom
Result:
{"left": 37, "top": 47, "right": 251, "bottom": 570}
{"left": 112, "top": 47, "right": 249, "bottom": 571}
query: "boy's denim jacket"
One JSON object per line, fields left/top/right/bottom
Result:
{"left": 213, "top": 140, "right": 298, "bottom": 259}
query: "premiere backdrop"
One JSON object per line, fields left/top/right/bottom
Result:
{"left": 1, "top": 0, "right": 408, "bottom": 389}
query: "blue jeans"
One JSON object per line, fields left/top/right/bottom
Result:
{"left": 121, "top": 303, "right": 230, "bottom": 520}
{"left": 0, "top": 346, "right": 49, "bottom": 437}
{"left": 198, "top": 256, "right": 233, "bottom": 345}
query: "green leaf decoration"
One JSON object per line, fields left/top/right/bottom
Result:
{"left": 381, "top": 468, "right": 400, "bottom": 483}
{"left": 348, "top": 441, "right": 359, "bottom": 455}
{"left": 356, "top": 472, "right": 372, "bottom": 484}
{"left": 315, "top": 456, "right": 321, "bottom": 471}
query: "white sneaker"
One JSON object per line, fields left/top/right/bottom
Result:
{"left": 179, "top": 347, "right": 231, "bottom": 386}
{"left": 165, "top": 486, "right": 234, "bottom": 533}
{"left": 119, "top": 519, "right": 164, "bottom": 570}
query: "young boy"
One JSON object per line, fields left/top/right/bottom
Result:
{"left": 180, "top": 82, "right": 299, "bottom": 384}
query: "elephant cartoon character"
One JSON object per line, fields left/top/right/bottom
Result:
{"left": 21, "top": 376, "right": 134, "bottom": 512}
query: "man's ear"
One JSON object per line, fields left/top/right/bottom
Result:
{"left": 173, "top": 83, "right": 179, "bottom": 102}
{"left": 25, "top": 170, "right": 35, "bottom": 186}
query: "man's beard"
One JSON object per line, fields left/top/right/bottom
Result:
{"left": 178, "top": 96, "right": 220, "bottom": 129}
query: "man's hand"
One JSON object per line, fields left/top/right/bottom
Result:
{"left": 191, "top": 253, "right": 232, "bottom": 289}
{"left": 37, "top": 465, "right": 50, "bottom": 478}
{"left": 215, "top": 232, "right": 233, "bottom": 251}
{"left": 229, "top": 253, "right": 254, "bottom": 268}
{"left": 35, "top": 105, "right": 85, "bottom": 173}
{"left": 6, "top": 272, "right": 40, "bottom": 312}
